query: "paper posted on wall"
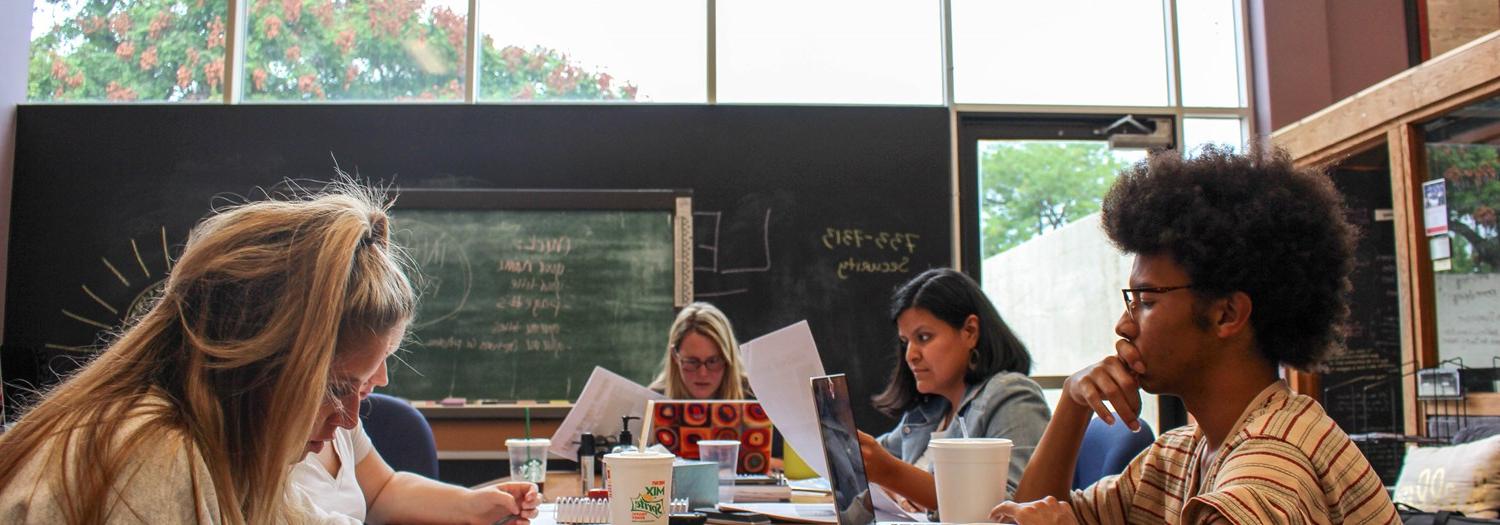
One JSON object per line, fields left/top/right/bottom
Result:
{"left": 549, "top": 366, "right": 665, "bottom": 460}
{"left": 741, "top": 320, "right": 829, "bottom": 478}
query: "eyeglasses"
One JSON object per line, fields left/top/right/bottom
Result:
{"left": 1121, "top": 284, "right": 1194, "bottom": 320}
{"left": 677, "top": 354, "right": 726, "bottom": 372}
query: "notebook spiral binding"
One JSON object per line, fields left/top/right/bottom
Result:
{"left": 554, "top": 497, "right": 689, "bottom": 524}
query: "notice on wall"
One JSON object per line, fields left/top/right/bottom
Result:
{"left": 1434, "top": 273, "right": 1500, "bottom": 365}
{"left": 1424, "top": 179, "right": 1449, "bottom": 236}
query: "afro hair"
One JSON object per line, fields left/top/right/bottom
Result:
{"left": 1100, "top": 145, "right": 1357, "bottom": 371}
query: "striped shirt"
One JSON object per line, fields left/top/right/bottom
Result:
{"left": 1070, "top": 381, "right": 1399, "bottom": 524}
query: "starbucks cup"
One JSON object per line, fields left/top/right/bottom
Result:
{"left": 604, "top": 450, "right": 676, "bottom": 525}
{"left": 505, "top": 438, "right": 551, "bottom": 490}
{"left": 929, "top": 438, "right": 1012, "bottom": 523}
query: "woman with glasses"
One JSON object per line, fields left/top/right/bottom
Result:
{"left": 649, "top": 302, "right": 751, "bottom": 400}
{"left": 855, "top": 268, "right": 1050, "bottom": 514}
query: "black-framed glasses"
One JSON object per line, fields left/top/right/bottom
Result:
{"left": 1121, "top": 284, "right": 1194, "bottom": 319}
{"left": 676, "top": 354, "right": 727, "bottom": 372}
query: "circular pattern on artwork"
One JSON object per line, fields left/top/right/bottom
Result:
{"left": 740, "top": 452, "right": 768, "bottom": 474}
{"left": 683, "top": 403, "right": 710, "bottom": 426}
{"left": 745, "top": 403, "right": 770, "bottom": 424}
{"left": 654, "top": 428, "right": 679, "bottom": 451}
{"left": 713, "top": 403, "right": 740, "bottom": 427}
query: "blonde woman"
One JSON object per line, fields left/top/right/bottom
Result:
{"left": 649, "top": 302, "right": 751, "bottom": 400}
{"left": 0, "top": 185, "right": 538, "bottom": 524}
{"left": 292, "top": 321, "right": 539, "bottom": 524}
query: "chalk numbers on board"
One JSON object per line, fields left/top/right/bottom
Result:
{"left": 821, "top": 228, "right": 919, "bottom": 254}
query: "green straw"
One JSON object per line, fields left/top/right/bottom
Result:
{"left": 524, "top": 407, "right": 535, "bottom": 481}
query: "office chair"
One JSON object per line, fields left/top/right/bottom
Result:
{"left": 360, "top": 393, "right": 440, "bottom": 479}
{"left": 1072, "top": 415, "right": 1156, "bottom": 490}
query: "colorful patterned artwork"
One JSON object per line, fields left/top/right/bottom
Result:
{"left": 643, "top": 400, "right": 773, "bottom": 474}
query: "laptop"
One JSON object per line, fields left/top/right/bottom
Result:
{"left": 721, "top": 374, "right": 921, "bottom": 525}
{"left": 810, "top": 374, "right": 877, "bottom": 525}
{"left": 640, "top": 399, "right": 775, "bottom": 474}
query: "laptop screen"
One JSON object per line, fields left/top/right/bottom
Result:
{"left": 811, "top": 374, "right": 876, "bottom": 525}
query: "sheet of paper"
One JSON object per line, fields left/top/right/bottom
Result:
{"left": 723, "top": 501, "right": 923, "bottom": 525}
{"left": 548, "top": 366, "right": 664, "bottom": 460}
{"left": 870, "top": 483, "right": 928, "bottom": 522}
{"left": 719, "top": 503, "right": 837, "bottom": 524}
{"left": 742, "top": 320, "right": 829, "bottom": 478}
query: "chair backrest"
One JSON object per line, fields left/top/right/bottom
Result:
{"left": 1453, "top": 424, "right": 1500, "bottom": 444}
{"left": 1072, "top": 415, "right": 1156, "bottom": 490}
{"left": 360, "top": 393, "right": 439, "bottom": 479}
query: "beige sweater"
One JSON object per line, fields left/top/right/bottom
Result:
{"left": 0, "top": 397, "right": 342, "bottom": 524}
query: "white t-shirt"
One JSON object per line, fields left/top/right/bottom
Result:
{"left": 911, "top": 427, "right": 952, "bottom": 473}
{"left": 290, "top": 421, "right": 375, "bottom": 522}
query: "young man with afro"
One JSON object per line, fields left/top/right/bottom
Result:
{"left": 992, "top": 146, "right": 1399, "bottom": 524}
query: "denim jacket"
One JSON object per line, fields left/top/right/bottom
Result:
{"left": 875, "top": 371, "right": 1050, "bottom": 496}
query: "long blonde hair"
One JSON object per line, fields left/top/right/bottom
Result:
{"left": 649, "top": 302, "right": 749, "bottom": 400}
{"left": 0, "top": 185, "right": 415, "bottom": 523}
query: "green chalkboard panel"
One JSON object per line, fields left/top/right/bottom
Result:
{"left": 384, "top": 195, "right": 680, "bottom": 402}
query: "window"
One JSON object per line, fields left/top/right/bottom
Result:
{"left": 476, "top": 0, "right": 705, "bottom": 102}
{"left": 958, "top": 0, "right": 1252, "bottom": 432}
{"left": 716, "top": 0, "right": 943, "bottom": 104}
{"left": 960, "top": 115, "right": 1168, "bottom": 430}
{"left": 30, "top": 0, "right": 231, "bottom": 101}
{"left": 1183, "top": 116, "right": 1245, "bottom": 152}
{"left": 30, "top": 0, "right": 1248, "bottom": 113}
{"left": 1177, "top": 0, "right": 1245, "bottom": 108}
{"left": 952, "top": 0, "right": 1170, "bottom": 106}
{"left": 244, "top": 0, "right": 469, "bottom": 101}
{"left": 976, "top": 141, "right": 1160, "bottom": 427}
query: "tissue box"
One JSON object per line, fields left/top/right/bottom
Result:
{"left": 672, "top": 460, "right": 718, "bottom": 509}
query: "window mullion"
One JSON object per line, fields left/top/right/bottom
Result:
{"left": 466, "top": 0, "right": 479, "bottom": 103}
{"left": 224, "top": 0, "right": 248, "bottom": 103}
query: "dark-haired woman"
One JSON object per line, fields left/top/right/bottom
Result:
{"left": 856, "top": 268, "right": 1050, "bottom": 513}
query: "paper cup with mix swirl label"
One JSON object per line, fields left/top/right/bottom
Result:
{"left": 604, "top": 450, "right": 675, "bottom": 525}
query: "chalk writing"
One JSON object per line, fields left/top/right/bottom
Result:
{"left": 693, "top": 208, "right": 774, "bottom": 298}
{"left": 385, "top": 208, "right": 675, "bottom": 403}
{"left": 836, "top": 256, "right": 910, "bottom": 280}
{"left": 821, "top": 227, "right": 919, "bottom": 253}
{"left": 422, "top": 335, "right": 567, "bottom": 355}
{"left": 513, "top": 235, "right": 574, "bottom": 255}
{"left": 495, "top": 294, "right": 563, "bottom": 318}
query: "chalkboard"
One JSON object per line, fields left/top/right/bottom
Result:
{"left": 1323, "top": 165, "right": 1405, "bottom": 484}
{"left": 384, "top": 190, "right": 684, "bottom": 401}
{"left": 4, "top": 104, "right": 951, "bottom": 431}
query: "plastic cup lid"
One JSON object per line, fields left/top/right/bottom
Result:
{"left": 505, "top": 438, "right": 551, "bottom": 446}
{"left": 604, "top": 450, "right": 675, "bottom": 461}
{"left": 928, "top": 437, "right": 1013, "bottom": 448}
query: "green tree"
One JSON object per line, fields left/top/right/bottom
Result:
{"left": 1426, "top": 143, "right": 1500, "bottom": 273}
{"left": 979, "top": 142, "right": 1133, "bottom": 259}
{"left": 30, "top": 0, "right": 231, "bottom": 101}
{"left": 30, "top": 0, "right": 638, "bottom": 102}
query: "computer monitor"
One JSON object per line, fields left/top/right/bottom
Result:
{"left": 810, "top": 374, "right": 876, "bottom": 525}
